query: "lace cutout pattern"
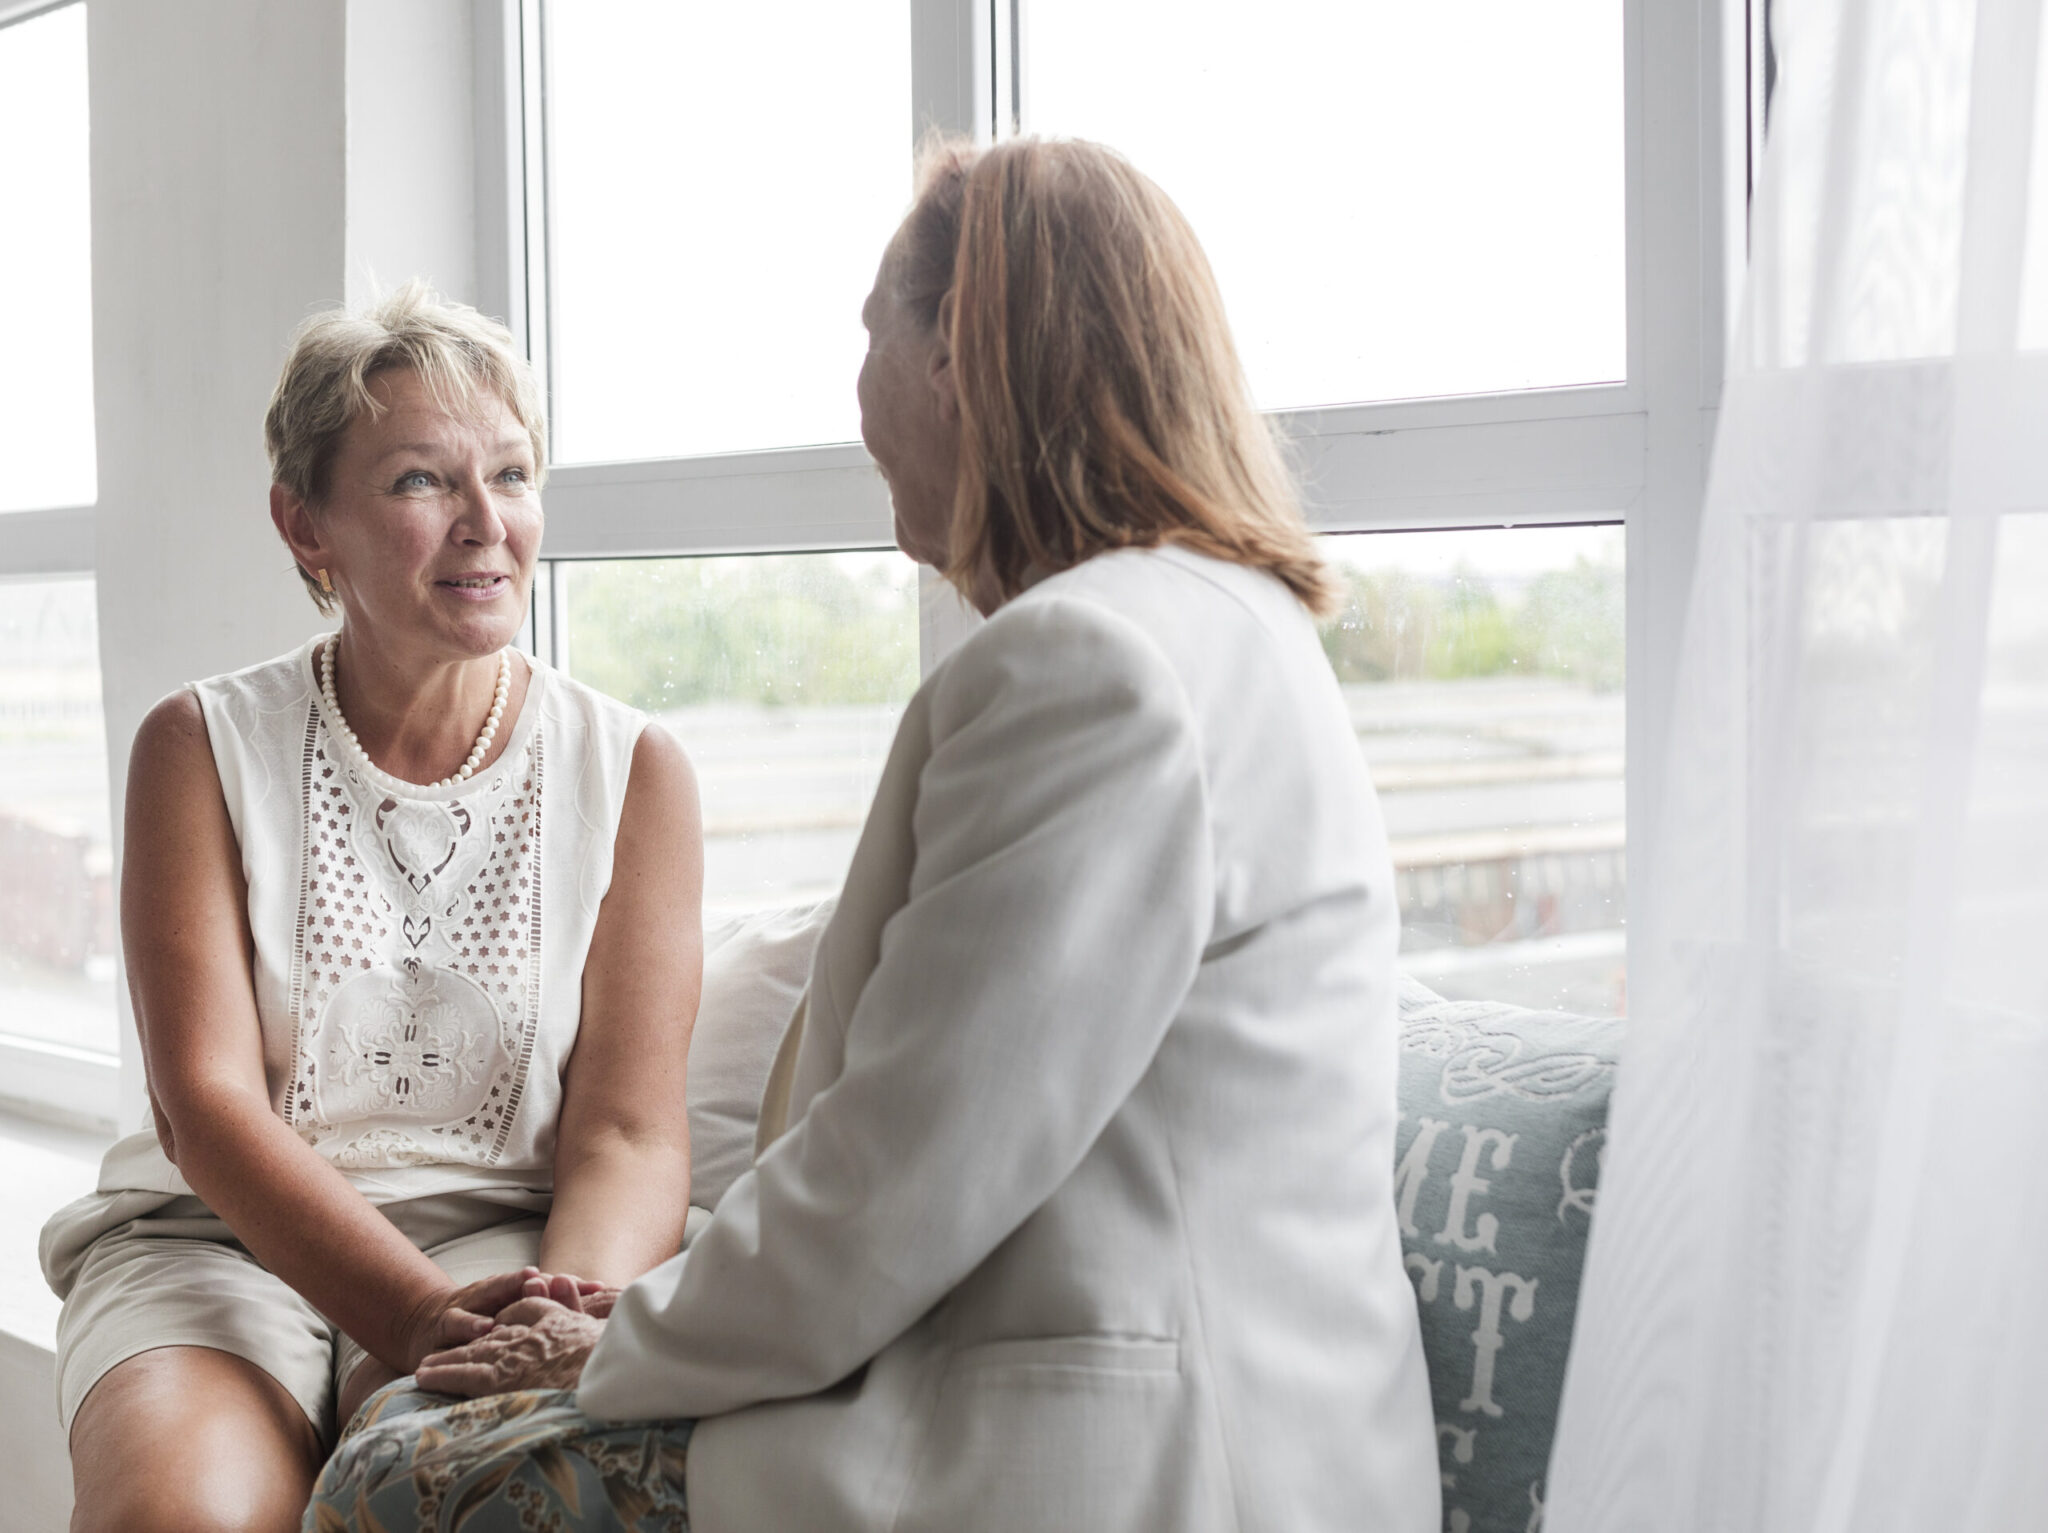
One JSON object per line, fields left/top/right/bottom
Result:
{"left": 285, "top": 708, "right": 545, "bottom": 1169}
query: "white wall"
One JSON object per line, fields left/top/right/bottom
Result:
{"left": 89, "top": 0, "right": 481, "bottom": 1136}
{"left": 0, "top": 1332, "right": 67, "bottom": 1533}
{"left": 4, "top": 9, "right": 484, "bottom": 1525}
{"left": 90, "top": 0, "right": 352, "bottom": 1133}
{"left": 346, "top": 0, "right": 479, "bottom": 309}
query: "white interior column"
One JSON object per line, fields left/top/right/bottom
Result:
{"left": 90, "top": 0, "right": 350, "bottom": 1128}
{"left": 89, "top": 0, "right": 481, "bottom": 1130}
{"left": 346, "top": 0, "right": 480, "bottom": 309}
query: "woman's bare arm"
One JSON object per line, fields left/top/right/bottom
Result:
{"left": 125, "top": 692, "right": 517, "bottom": 1372}
{"left": 536, "top": 723, "right": 701, "bottom": 1283}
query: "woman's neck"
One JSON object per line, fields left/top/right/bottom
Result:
{"left": 328, "top": 626, "right": 530, "bottom": 785}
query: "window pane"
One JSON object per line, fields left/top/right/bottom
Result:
{"left": 544, "top": 0, "right": 910, "bottom": 463}
{"left": 0, "top": 4, "right": 96, "bottom": 512}
{"left": 1023, "top": 0, "right": 1625, "bottom": 410}
{"left": 561, "top": 552, "right": 919, "bottom": 918}
{"left": 1320, "top": 525, "right": 1626, "bottom": 1015}
{"left": 0, "top": 577, "right": 116, "bottom": 1053}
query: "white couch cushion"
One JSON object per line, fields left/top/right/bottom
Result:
{"left": 686, "top": 898, "right": 836, "bottom": 1216}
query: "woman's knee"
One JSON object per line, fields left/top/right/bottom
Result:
{"left": 69, "top": 1348, "right": 321, "bottom": 1533}
{"left": 73, "top": 1488, "right": 301, "bottom": 1533}
{"left": 72, "top": 1458, "right": 315, "bottom": 1533}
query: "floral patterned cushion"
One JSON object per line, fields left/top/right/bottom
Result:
{"left": 304, "top": 1382, "right": 692, "bottom": 1532}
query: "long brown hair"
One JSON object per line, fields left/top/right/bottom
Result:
{"left": 891, "top": 136, "right": 1336, "bottom": 614}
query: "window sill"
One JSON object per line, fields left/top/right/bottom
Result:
{"left": 0, "top": 1035, "right": 119, "bottom": 1139}
{"left": 0, "top": 1109, "right": 105, "bottom": 1531}
{"left": 0, "top": 1108, "right": 107, "bottom": 1352}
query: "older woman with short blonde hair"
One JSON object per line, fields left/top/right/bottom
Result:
{"left": 41, "top": 283, "right": 703, "bottom": 1533}
{"left": 312, "top": 140, "right": 1437, "bottom": 1533}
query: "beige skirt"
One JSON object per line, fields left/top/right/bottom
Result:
{"left": 42, "top": 1185, "right": 548, "bottom": 1443}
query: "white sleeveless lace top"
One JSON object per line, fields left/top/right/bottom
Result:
{"left": 142, "top": 636, "right": 645, "bottom": 1202}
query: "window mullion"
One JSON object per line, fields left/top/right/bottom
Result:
{"left": 1299, "top": 411, "right": 1646, "bottom": 534}
{"left": 1625, "top": 0, "right": 1729, "bottom": 939}
{"left": 993, "top": 0, "right": 1021, "bottom": 137}
{"left": 547, "top": 559, "right": 572, "bottom": 672}
{"left": 520, "top": 0, "right": 555, "bottom": 427}
{"left": 907, "top": 0, "right": 1000, "bottom": 673}
{"left": 472, "top": 0, "right": 527, "bottom": 351}
{"left": 910, "top": 0, "right": 994, "bottom": 143}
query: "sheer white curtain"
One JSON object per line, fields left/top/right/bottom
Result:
{"left": 1547, "top": 0, "right": 2048, "bottom": 1528}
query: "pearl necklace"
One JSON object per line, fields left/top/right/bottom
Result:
{"left": 319, "top": 632, "right": 512, "bottom": 792}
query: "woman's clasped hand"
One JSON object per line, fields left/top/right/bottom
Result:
{"left": 412, "top": 1266, "right": 619, "bottom": 1397}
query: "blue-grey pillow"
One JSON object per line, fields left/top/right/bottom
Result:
{"left": 1394, "top": 976, "right": 1621, "bottom": 1533}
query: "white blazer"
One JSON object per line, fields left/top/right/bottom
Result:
{"left": 579, "top": 545, "right": 1439, "bottom": 1533}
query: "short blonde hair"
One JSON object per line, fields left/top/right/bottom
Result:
{"left": 264, "top": 281, "right": 547, "bottom": 613}
{"left": 892, "top": 136, "right": 1336, "bottom": 614}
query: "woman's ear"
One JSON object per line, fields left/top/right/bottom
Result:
{"left": 270, "top": 483, "right": 328, "bottom": 582}
{"left": 928, "top": 342, "right": 960, "bottom": 425}
{"left": 929, "top": 290, "right": 960, "bottom": 424}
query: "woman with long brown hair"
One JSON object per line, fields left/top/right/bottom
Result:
{"left": 310, "top": 136, "right": 1437, "bottom": 1533}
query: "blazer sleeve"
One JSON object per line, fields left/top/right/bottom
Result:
{"left": 578, "top": 596, "right": 1215, "bottom": 1422}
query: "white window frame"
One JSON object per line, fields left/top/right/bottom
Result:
{"left": 0, "top": 0, "right": 119, "bottom": 1131}
{"left": 488, "top": 0, "right": 1749, "bottom": 931}
{"left": 0, "top": 0, "right": 1755, "bottom": 1130}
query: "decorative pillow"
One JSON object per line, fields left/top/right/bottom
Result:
{"left": 686, "top": 899, "right": 835, "bottom": 1216}
{"left": 1393, "top": 975, "right": 1621, "bottom": 1533}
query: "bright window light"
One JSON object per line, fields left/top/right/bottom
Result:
{"left": 544, "top": 0, "right": 911, "bottom": 464}
{"left": 560, "top": 551, "right": 920, "bottom": 919}
{"left": 0, "top": 576, "right": 116, "bottom": 1054}
{"left": 0, "top": 3, "right": 96, "bottom": 512}
{"left": 1319, "top": 524, "right": 1626, "bottom": 1015}
{"left": 1022, "top": 0, "right": 1627, "bottom": 410}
